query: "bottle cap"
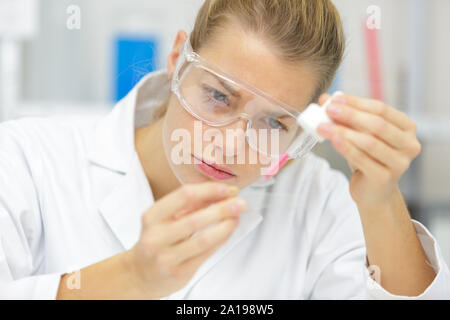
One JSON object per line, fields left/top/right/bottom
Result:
{"left": 296, "top": 91, "right": 344, "bottom": 143}
{"left": 297, "top": 104, "right": 330, "bottom": 143}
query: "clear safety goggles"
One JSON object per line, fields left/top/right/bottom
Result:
{"left": 171, "top": 37, "right": 319, "bottom": 159}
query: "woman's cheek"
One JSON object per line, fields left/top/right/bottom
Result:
{"left": 167, "top": 100, "right": 194, "bottom": 131}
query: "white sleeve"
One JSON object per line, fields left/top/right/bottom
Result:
{"left": 0, "top": 121, "right": 65, "bottom": 300}
{"left": 306, "top": 169, "right": 450, "bottom": 299}
{"left": 305, "top": 171, "right": 368, "bottom": 299}
{"left": 365, "top": 220, "right": 450, "bottom": 299}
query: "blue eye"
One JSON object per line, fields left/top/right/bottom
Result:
{"left": 268, "top": 118, "right": 288, "bottom": 131}
{"left": 202, "top": 85, "right": 230, "bottom": 106}
{"left": 212, "top": 90, "right": 228, "bottom": 103}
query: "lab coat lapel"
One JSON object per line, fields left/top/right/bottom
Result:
{"left": 88, "top": 73, "right": 156, "bottom": 251}
{"left": 98, "top": 153, "right": 154, "bottom": 251}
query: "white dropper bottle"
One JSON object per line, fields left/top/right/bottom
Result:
{"left": 296, "top": 91, "right": 344, "bottom": 143}
{"left": 259, "top": 91, "right": 345, "bottom": 181}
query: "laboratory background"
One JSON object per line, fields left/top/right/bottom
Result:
{"left": 0, "top": 0, "right": 449, "bottom": 264}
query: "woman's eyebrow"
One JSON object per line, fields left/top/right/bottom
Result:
{"left": 219, "top": 79, "right": 240, "bottom": 97}
{"left": 265, "top": 112, "right": 292, "bottom": 120}
{"left": 209, "top": 73, "right": 240, "bottom": 97}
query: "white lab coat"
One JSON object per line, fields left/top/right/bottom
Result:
{"left": 0, "top": 69, "right": 449, "bottom": 300}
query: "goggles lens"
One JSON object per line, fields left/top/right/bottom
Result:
{"left": 178, "top": 65, "right": 310, "bottom": 157}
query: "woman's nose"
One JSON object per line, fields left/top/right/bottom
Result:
{"left": 213, "top": 118, "right": 248, "bottom": 160}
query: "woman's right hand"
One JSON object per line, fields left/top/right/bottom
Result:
{"left": 125, "top": 182, "right": 247, "bottom": 299}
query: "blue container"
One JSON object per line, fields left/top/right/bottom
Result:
{"left": 114, "top": 35, "right": 159, "bottom": 102}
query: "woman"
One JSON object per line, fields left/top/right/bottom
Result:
{"left": 0, "top": 0, "right": 448, "bottom": 299}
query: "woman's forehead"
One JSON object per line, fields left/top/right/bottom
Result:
{"left": 196, "top": 29, "right": 318, "bottom": 112}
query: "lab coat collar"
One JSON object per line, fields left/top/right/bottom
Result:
{"left": 86, "top": 69, "right": 170, "bottom": 174}
{"left": 87, "top": 69, "right": 267, "bottom": 281}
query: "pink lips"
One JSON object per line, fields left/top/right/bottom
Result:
{"left": 193, "top": 155, "right": 236, "bottom": 180}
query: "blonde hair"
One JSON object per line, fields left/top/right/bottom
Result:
{"left": 190, "top": 0, "right": 345, "bottom": 102}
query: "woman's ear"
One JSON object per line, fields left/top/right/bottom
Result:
{"left": 168, "top": 30, "right": 188, "bottom": 80}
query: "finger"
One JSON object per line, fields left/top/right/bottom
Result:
{"left": 172, "top": 233, "right": 230, "bottom": 280}
{"left": 324, "top": 101, "right": 411, "bottom": 149}
{"left": 146, "top": 182, "right": 240, "bottom": 223}
{"left": 167, "top": 217, "right": 239, "bottom": 267}
{"left": 329, "top": 132, "right": 389, "bottom": 181}
{"left": 332, "top": 94, "right": 416, "bottom": 131}
{"left": 166, "top": 197, "right": 247, "bottom": 246}
{"left": 318, "top": 93, "right": 331, "bottom": 106}
{"left": 332, "top": 125, "right": 411, "bottom": 177}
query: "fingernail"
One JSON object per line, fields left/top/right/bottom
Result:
{"left": 327, "top": 104, "right": 341, "bottom": 116}
{"left": 230, "top": 199, "right": 247, "bottom": 215}
{"left": 226, "top": 186, "right": 240, "bottom": 197}
{"left": 318, "top": 123, "right": 334, "bottom": 136}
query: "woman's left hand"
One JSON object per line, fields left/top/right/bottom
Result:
{"left": 317, "top": 94, "right": 422, "bottom": 207}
